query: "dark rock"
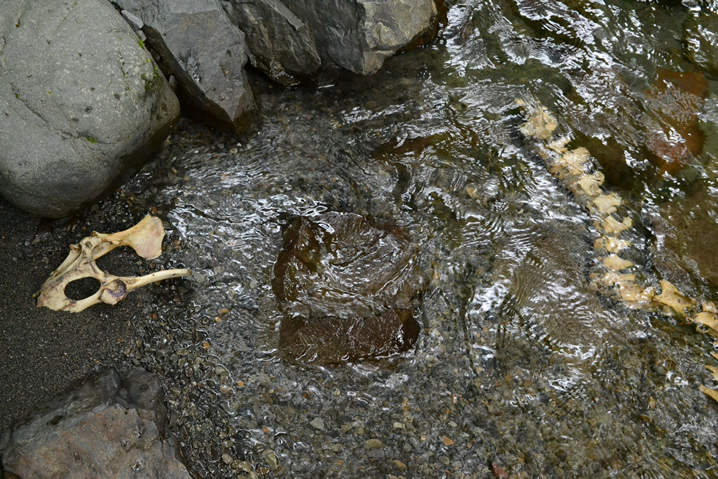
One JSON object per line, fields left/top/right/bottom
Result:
{"left": 684, "top": 13, "right": 718, "bottom": 77}
{"left": 644, "top": 70, "right": 706, "bottom": 175}
{"left": 225, "top": 0, "right": 441, "bottom": 81}
{"left": 279, "top": 308, "right": 421, "bottom": 364}
{"left": 0, "top": 0, "right": 179, "bottom": 218}
{"left": 0, "top": 369, "right": 190, "bottom": 479}
{"left": 114, "top": 0, "right": 257, "bottom": 131}
{"left": 649, "top": 184, "right": 718, "bottom": 292}
{"left": 283, "top": 0, "right": 440, "bottom": 75}
{"left": 272, "top": 211, "right": 426, "bottom": 363}
{"left": 223, "top": 0, "right": 321, "bottom": 85}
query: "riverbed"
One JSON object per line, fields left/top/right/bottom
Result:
{"left": 2, "top": 0, "right": 718, "bottom": 477}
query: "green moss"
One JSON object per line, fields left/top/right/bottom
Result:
{"left": 87, "top": 136, "right": 97, "bottom": 144}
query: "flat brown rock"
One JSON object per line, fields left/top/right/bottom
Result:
{"left": 645, "top": 70, "right": 706, "bottom": 175}
{"left": 272, "top": 211, "right": 426, "bottom": 363}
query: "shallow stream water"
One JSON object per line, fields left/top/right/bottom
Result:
{"left": 95, "top": 0, "right": 718, "bottom": 476}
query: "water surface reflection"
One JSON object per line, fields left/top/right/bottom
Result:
{"left": 122, "top": 0, "right": 718, "bottom": 476}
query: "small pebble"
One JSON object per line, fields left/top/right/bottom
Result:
{"left": 442, "top": 435, "right": 455, "bottom": 446}
{"left": 264, "top": 450, "right": 279, "bottom": 469}
{"left": 310, "top": 417, "right": 325, "bottom": 430}
{"left": 366, "top": 438, "right": 383, "bottom": 449}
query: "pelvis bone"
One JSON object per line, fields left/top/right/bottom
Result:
{"left": 37, "top": 215, "right": 191, "bottom": 312}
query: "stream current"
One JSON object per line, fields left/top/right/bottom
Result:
{"left": 113, "top": 0, "right": 718, "bottom": 477}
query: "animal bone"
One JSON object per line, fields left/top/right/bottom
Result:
{"left": 36, "top": 215, "right": 191, "bottom": 312}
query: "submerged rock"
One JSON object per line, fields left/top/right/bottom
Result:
{"left": 0, "top": 0, "right": 179, "bottom": 218}
{"left": 114, "top": 0, "right": 257, "bottom": 131}
{"left": 272, "top": 211, "right": 426, "bottom": 363}
{"left": 644, "top": 70, "right": 706, "bottom": 175}
{"left": 0, "top": 369, "right": 190, "bottom": 478}
{"left": 649, "top": 184, "right": 718, "bottom": 292}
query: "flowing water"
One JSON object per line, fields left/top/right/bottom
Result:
{"left": 113, "top": 1, "right": 718, "bottom": 476}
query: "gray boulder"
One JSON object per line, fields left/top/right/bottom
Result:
{"left": 114, "top": 0, "right": 257, "bottom": 131}
{"left": 0, "top": 0, "right": 179, "bottom": 219}
{"left": 284, "top": 0, "right": 439, "bottom": 74}
{"left": 0, "top": 369, "right": 191, "bottom": 479}
{"left": 222, "top": 0, "right": 322, "bottom": 85}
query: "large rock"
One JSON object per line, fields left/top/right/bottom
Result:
{"left": 272, "top": 211, "right": 426, "bottom": 363}
{"left": 0, "top": 0, "right": 180, "bottom": 219}
{"left": 222, "top": 0, "right": 322, "bottom": 85}
{"left": 284, "top": 0, "right": 440, "bottom": 74}
{"left": 0, "top": 369, "right": 191, "bottom": 479}
{"left": 114, "top": 0, "right": 257, "bottom": 131}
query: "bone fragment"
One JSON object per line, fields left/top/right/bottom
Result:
{"left": 573, "top": 171, "right": 604, "bottom": 197}
{"left": 547, "top": 136, "right": 570, "bottom": 153}
{"left": 652, "top": 280, "right": 694, "bottom": 315}
{"left": 594, "top": 215, "right": 633, "bottom": 235}
{"left": 706, "top": 365, "right": 718, "bottom": 381}
{"left": 618, "top": 283, "right": 655, "bottom": 304}
{"left": 601, "top": 255, "right": 634, "bottom": 271}
{"left": 594, "top": 236, "right": 631, "bottom": 254}
{"left": 552, "top": 148, "right": 590, "bottom": 178}
{"left": 97, "top": 214, "right": 166, "bottom": 259}
{"left": 590, "top": 193, "right": 622, "bottom": 215}
{"left": 37, "top": 215, "right": 191, "bottom": 313}
{"left": 694, "top": 311, "right": 718, "bottom": 334}
{"left": 598, "top": 271, "right": 636, "bottom": 287}
{"left": 700, "top": 384, "right": 718, "bottom": 403}
{"left": 519, "top": 103, "right": 558, "bottom": 140}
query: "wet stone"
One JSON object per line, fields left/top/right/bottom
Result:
{"left": 684, "top": 13, "right": 718, "bottom": 77}
{"left": 309, "top": 417, "right": 325, "bottom": 430}
{"left": 644, "top": 70, "right": 706, "bottom": 175}
{"left": 0, "top": 369, "right": 189, "bottom": 478}
{"left": 649, "top": 184, "right": 718, "bottom": 291}
{"left": 272, "top": 211, "right": 426, "bottom": 363}
{"left": 366, "top": 438, "right": 384, "bottom": 449}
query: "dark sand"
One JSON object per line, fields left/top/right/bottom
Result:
{"left": 0, "top": 197, "right": 149, "bottom": 432}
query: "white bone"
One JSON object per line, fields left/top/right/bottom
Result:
{"left": 36, "top": 215, "right": 191, "bottom": 313}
